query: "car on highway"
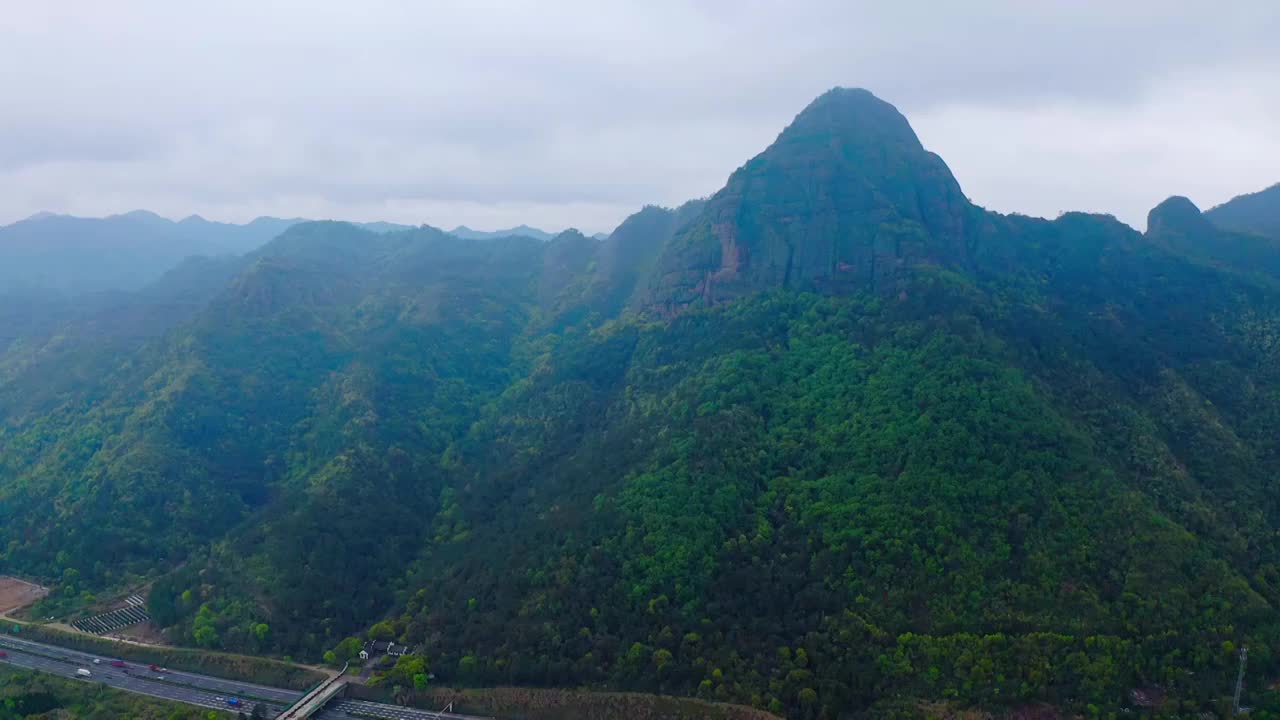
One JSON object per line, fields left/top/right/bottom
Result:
{"left": 226, "top": 698, "right": 242, "bottom": 707}
{"left": 93, "top": 658, "right": 101, "bottom": 664}
{"left": 0, "top": 650, "right": 7, "bottom": 658}
{"left": 77, "top": 668, "right": 92, "bottom": 677}
{"left": 109, "top": 659, "right": 126, "bottom": 668}
{"left": 148, "top": 664, "right": 169, "bottom": 672}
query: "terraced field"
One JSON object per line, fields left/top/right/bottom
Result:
{"left": 71, "top": 595, "right": 150, "bottom": 634}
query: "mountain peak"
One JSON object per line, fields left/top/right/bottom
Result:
{"left": 1145, "top": 192, "right": 1280, "bottom": 280}
{"left": 1147, "top": 196, "right": 1214, "bottom": 237}
{"left": 550, "top": 228, "right": 590, "bottom": 243}
{"left": 643, "top": 87, "right": 973, "bottom": 315}
{"left": 783, "top": 87, "right": 923, "bottom": 149}
{"left": 21, "top": 211, "right": 62, "bottom": 223}
{"left": 113, "top": 209, "right": 169, "bottom": 223}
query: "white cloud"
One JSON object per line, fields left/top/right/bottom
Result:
{"left": 0, "top": 0, "right": 1276, "bottom": 232}
{"left": 912, "top": 63, "right": 1280, "bottom": 228}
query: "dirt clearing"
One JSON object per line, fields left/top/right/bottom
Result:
{"left": 0, "top": 576, "right": 48, "bottom": 615}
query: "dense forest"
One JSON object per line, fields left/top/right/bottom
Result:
{"left": 2, "top": 88, "right": 1280, "bottom": 719}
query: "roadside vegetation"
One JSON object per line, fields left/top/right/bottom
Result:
{"left": 0, "top": 664, "right": 227, "bottom": 720}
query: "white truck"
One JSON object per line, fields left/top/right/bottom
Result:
{"left": 76, "top": 668, "right": 92, "bottom": 678}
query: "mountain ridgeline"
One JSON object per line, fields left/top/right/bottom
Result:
{"left": 2, "top": 88, "right": 1280, "bottom": 719}
{"left": 0, "top": 212, "right": 300, "bottom": 294}
{"left": 1205, "top": 183, "right": 1280, "bottom": 239}
{"left": 0, "top": 211, "right": 421, "bottom": 295}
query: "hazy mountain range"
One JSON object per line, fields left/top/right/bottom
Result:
{"left": 0, "top": 211, "right": 602, "bottom": 295}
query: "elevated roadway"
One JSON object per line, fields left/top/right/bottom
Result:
{"left": 276, "top": 665, "right": 348, "bottom": 719}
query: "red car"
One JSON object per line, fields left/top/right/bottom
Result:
{"left": 0, "top": 650, "right": 8, "bottom": 658}
{"left": 109, "top": 659, "right": 126, "bottom": 668}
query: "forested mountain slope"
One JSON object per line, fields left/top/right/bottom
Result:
{"left": 0, "top": 254, "right": 248, "bottom": 425}
{"left": 1206, "top": 183, "right": 1280, "bottom": 240}
{"left": 1147, "top": 195, "right": 1280, "bottom": 281}
{"left": 2, "top": 89, "right": 1280, "bottom": 719}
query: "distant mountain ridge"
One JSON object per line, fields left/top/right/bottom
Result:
{"left": 0, "top": 211, "right": 415, "bottom": 294}
{"left": 0, "top": 210, "right": 612, "bottom": 295}
{"left": 449, "top": 223, "right": 555, "bottom": 241}
{"left": 448, "top": 223, "right": 606, "bottom": 242}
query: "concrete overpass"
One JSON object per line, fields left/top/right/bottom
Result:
{"left": 276, "top": 664, "right": 348, "bottom": 720}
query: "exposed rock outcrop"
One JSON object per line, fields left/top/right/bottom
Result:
{"left": 643, "top": 87, "right": 977, "bottom": 315}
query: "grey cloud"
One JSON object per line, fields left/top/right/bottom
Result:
{"left": 0, "top": 0, "right": 1276, "bottom": 231}
{"left": 0, "top": 121, "right": 156, "bottom": 170}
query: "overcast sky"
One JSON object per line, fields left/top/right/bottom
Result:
{"left": 2, "top": 1, "right": 1277, "bottom": 234}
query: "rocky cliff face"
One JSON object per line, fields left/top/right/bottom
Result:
{"left": 643, "top": 87, "right": 976, "bottom": 315}
{"left": 1147, "top": 196, "right": 1216, "bottom": 238}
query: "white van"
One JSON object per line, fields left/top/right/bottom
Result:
{"left": 76, "top": 668, "right": 92, "bottom": 678}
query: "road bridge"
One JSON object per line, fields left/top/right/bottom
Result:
{"left": 276, "top": 665, "right": 348, "bottom": 720}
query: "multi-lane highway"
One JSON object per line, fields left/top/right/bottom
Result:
{"left": 0, "top": 634, "right": 486, "bottom": 720}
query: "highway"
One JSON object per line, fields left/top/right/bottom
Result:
{"left": 0, "top": 634, "right": 486, "bottom": 720}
